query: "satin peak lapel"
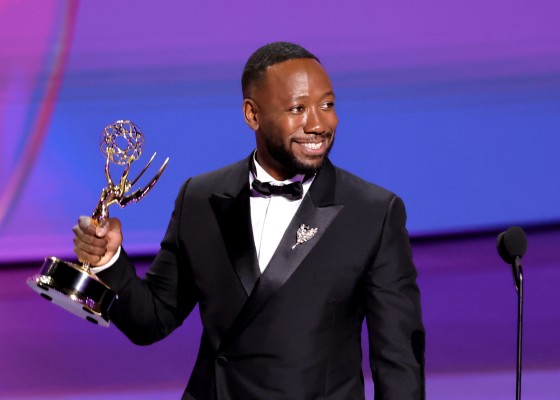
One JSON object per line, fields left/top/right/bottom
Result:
{"left": 210, "top": 183, "right": 260, "bottom": 298}
{"left": 259, "top": 194, "right": 343, "bottom": 295}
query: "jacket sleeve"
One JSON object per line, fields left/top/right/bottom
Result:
{"left": 97, "top": 179, "right": 199, "bottom": 345}
{"left": 365, "top": 195, "right": 425, "bottom": 399}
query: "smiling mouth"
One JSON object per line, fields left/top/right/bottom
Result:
{"left": 300, "top": 141, "right": 324, "bottom": 150}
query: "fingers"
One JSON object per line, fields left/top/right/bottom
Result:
{"left": 73, "top": 220, "right": 109, "bottom": 264}
{"left": 73, "top": 216, "right": 124, "bottom": 266}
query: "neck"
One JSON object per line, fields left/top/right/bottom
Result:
{"left": 252, "top": 150, "right": 320, "bottom": 183}
{"left": 253, "top": 151, "right": 295, "bottom": 182}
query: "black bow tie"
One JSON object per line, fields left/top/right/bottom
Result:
{"left": 251, "top": 179, "right": 304, "bottom": 200}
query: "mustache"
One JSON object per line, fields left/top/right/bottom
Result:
{"left": 292, "top": 131, "right": 334, "bottom": 142}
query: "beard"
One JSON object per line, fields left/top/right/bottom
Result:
{"left": 263, "top": 132, "right": 335, "bottom": 177}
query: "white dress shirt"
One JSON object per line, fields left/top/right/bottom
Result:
{"left": 250, "top": 155, "right": 313, "bottom": 272}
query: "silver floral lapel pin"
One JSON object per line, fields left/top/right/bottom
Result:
{"left": 292, "top": 224, "right": 318, "bottom": 250}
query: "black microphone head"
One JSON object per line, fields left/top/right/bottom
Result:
{"left": 497, "top": 226, "right": 527, "bottom": 264}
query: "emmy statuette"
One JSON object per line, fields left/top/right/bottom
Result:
{"left": 27, "top": 120, "right": 169, "bottom": 326}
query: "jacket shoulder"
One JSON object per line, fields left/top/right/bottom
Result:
{"left": 179, "top": 158, "right": 248, "bottom": 198}
{"left": 333, "top": 165, "right": 397, "bottom": 205}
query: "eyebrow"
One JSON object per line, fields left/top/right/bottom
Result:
{"left": 291, "top": 90, "right": 335, "bottom": 101}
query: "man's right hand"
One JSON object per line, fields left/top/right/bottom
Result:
{"left": 73, "top": 216, "right": 123, "bottom": 267}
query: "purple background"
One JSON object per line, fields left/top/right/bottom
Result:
{"left": 1, "top": 0, "right": 559, "bottom": 261}
{"left": 2, "top": 231, "right": 559, "bottom": 399}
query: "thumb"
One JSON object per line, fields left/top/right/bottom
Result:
{"left": 95, "top": 220, "right": 109, "bottom": 237}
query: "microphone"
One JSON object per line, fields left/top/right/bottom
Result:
{"left": 496, "top": 226, "right": 527, "bottom": 400}
{"left": 497, "top": 226, "right": 527, "bottom": 265}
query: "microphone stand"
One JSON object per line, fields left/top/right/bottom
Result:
{"left": 512, "top": 256, "right": 524, "bottom": 400}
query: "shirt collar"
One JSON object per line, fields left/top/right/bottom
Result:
{"left": 249, "top": 150, "right": 315, "bottom": 199}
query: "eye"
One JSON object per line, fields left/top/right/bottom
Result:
{"left": 320, "top": 101, "right": 335, "bottom": 111}
{"left": 290, "top": 105, "right": 305, "bottom": 114}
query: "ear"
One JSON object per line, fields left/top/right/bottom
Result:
{"left": 243, "top": 99, "right": 259, "bottom": 131}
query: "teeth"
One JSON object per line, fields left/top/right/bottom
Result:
{"left": 301, "top": 142, "right": 323, "bottom": 150}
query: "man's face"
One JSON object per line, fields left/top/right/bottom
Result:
{"left": 245, "top": 58, "right": 338, "bottom": 180}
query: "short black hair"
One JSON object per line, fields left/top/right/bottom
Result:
{"left": 241, "top": 41, "right": 320, "bottom": 97}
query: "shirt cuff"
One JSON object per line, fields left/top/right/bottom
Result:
{"left": 90, "top": 246, "right": 122, "bottom": 274}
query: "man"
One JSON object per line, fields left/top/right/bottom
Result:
{"left": 74, "top": 42, "right": 425, "bottom": 400}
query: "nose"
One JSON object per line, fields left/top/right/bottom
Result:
{"left": 303, "top": 107, "right": 326, "bottom": 134}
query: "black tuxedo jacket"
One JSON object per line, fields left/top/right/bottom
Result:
{"left": 98, "top": 156, "right": 425, "bottom": 400}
